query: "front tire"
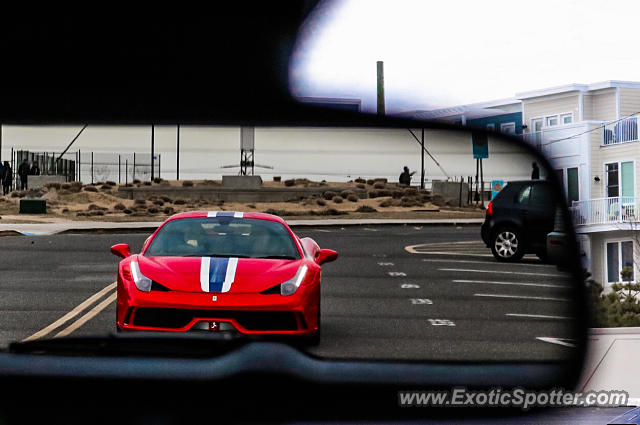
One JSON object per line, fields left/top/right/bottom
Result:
{"left": 491, "top": 227, "right": 525, "bottom": 262}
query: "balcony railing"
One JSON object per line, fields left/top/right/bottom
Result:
{"left": 603, "top": 116, "right": 638, "bottom": 145}
{"left": 570, "top": 196, "right": 640, "bottom": 226}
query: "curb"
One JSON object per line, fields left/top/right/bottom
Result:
{"left": 0, "top": 218, "right": 484, "bottom": 236}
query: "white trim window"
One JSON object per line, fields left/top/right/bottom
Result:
{"left": 500, "top": 122, "right": 516, "bottom": 135}
{"left": 606, "top": 240, "right": 634, "bottom": 283}
{"left": 560, "top": 113, "right": 573, "bottom": 125}
{"left": 545, "top": 115, "right": 559, "bottom": 127}
{"left": 531, "top": 118, "right": 543, "bottom": 132}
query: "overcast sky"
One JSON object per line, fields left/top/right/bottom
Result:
{"left": 289, "top": 0, "right": 640, "bottom": 113}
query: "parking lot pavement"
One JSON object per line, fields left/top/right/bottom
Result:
{"left": 0, "top": 225, "right": 578, "bottom": 361}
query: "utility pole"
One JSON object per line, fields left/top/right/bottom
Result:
{"left": 150, "top": 125, "right": 155, "bottom": 181}
{"left": 376, "top": 61, "right": 385, "bottom": 117}
{"left": 420, "top": 128, "right": 425, "bottom": 189}
{"left": 176, "top": 124, "right": 180, "bottom": 180}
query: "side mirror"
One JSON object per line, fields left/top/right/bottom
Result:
{"left": 110, "top": 243, "right": 131, "bottom": 259}
{"left": 316, "top": 249, "right": 338, "bottom": 266}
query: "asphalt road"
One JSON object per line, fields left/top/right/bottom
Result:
{"left": 0, "top": 224, "right": 578, "bottom": 361}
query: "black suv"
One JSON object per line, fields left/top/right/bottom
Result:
{"left": 481, "top": 180, "right": 558, "bottom": 262}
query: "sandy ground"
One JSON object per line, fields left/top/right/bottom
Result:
{"left": 0, "top": 179, "right": 485, "bottom": 223}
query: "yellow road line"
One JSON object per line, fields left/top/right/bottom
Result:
{"left": 54, "top": 292, "right": 117, "bottom": 338}
{"left": 23, "top": 282, "right": 116, "bottom": 342}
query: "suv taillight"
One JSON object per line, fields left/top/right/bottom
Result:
{"left": 486, "top": 201, "right": 493, "bottom": 216}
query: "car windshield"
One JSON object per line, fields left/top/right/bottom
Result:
{"left": 145, "top": 217, "right": 301, "bottom": 259}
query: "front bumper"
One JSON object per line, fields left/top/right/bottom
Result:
{"left": 116, "top": 282, "right": 319, "bottom": 336}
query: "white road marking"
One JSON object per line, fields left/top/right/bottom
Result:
{"left": 439, "top": 268, "right": 565, "bottom": 277}
{"left": 412, "top": 251, "right": 494, "bottom": 258}
{"left": 54, "top": 292, "right": 118, "bottom": 338}
{"left": 22, "top": 282, "right": 117, "bottom": 342}
{"left": 453, "top": 279, "right": 568, "bottom": 289}
{"left": 388, "top": 272, "right": 407, "bottom": 277}
{"left": 421, "top": 258, "right": 554, "bottom": 268}
{"left": 506, "top": 314, "right": 573, "bottom": 320}
{"left": 474, "top": 293, "right": 570, "bottom": 302}
{"left": 411, "top": 298, "right": 433, "bottom": 305}
{"left": 428, "top": 319, "right": 455, "bottom": 326}
{"left": 536, "top": 337, "right": 576, "bottom": 348}
{"left": 401, "top": 283, "right": 420, "bottom": 289}
{"left": 377, "top": 262, "right": 394, "bottom": 266}
{"left": 314, "top": 229, "right": 332, "bottom": 233}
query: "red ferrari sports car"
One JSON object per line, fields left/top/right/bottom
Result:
{"left": 110, "top": 211, "right": 337, "bottom": 343}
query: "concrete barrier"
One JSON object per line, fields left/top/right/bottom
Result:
{"left": 222, "top": 175, "right": 263, "bottom": 189}
{"left": 432, "top": 180, "right": 469, "bottom": 205}
{"left": 25, "top": 175, "right": 66, "bottom": 189}
{"left": 117, "top": 186, "right": 367, "bottom": 202}
{"left": 578, "top": 327, "right": 640, "bottom": 405}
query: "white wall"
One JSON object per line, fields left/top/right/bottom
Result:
{"left": 0, "top": 125, "right": 539, "bottom": 183}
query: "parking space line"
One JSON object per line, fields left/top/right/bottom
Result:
{"left": 474, "top": 293, "right": 570, "bottom": 302}
{"left": 536, "top": 337, "right": 576, "bottom": 348}
{"left": 439, "top": 268, "right": 565, "bottom": 277}
{"left": 453, "top": 279, "right": 568, "bottom": 289}
{"left": 22, "top": 282, "right": 117, "bottom": 342}
{"left": 421, "top": 258, "right": 553, "bottom": 267}
{"left": 506, "top": 314, "right": 573, "bottom": 320}
{"left": 54, "top": 292, "right": 117, "bottom": 338}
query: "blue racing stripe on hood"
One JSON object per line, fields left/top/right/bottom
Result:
{"left": 208, "top": 257, "right": 229, "bottom": 292}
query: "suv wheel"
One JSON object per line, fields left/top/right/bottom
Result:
{"left": 491, "top": 228, "right": 525, "bottom": 262}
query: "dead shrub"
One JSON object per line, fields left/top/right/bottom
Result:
{"left": 356, "top": 205, "right": 377, "bottom": 213}
{"left": 83, "top": 186, "right": 98, "bottom": 192}
{"left": 340, "top": 190, "right": 356, "bottom": 199}
{"left": 322, "top": 190, "right": 338, "bottom": 200}
{"left": 332, "top": 196, "right": 343, "bottom": 204}
{"left": 114, "top": 203, "right": 126, "bottom": 210}
{"left": 284, "top": 179, "right": 295, "bottom": 187}
{"left": 354, "top": 177, "right": 366, "bottom": 184}
{"left": 316, "top": 199, "right": 326, "bottom": 206}
{"left": 182, "top": 181, "right": 194, "bottom": 187}
{"left": 123, "top": 209, "right": 133, "bottom": 214}
{"left": 347, "top": 194, "right": 358, "bottom": 202}
{"left": 373, "top": 182, "right": 385, "bottom": 189}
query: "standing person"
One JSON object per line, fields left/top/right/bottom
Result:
{"left": 17, "top": 158, "right": 29, "bottom": 190}
{"left": 29, "top": 162, "right": 40, "bottom": 176}
{"left": 399, "top": 166, "right": 415, "bottom": 186}
{"left": 2, "top": 161, "right": 12, "bottom": 195}
{"left": 531, "top": 162, "right": 540, "bottom": 180}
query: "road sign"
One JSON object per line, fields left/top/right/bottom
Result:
{"left": 491, "top": 180, "right": 504, "bottom": 199}
{"left": 472, "top": 132, "right": 488, "bottom": 159}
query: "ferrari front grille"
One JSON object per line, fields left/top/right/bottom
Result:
{"left": 131, "top": 307, "right": 299, "bottom": 331}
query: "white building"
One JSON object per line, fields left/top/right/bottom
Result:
{"left": 516, "top": 81, "right": 640, "bottom": 287}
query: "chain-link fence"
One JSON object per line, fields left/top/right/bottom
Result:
{"left": 6, "top": 149, "right": 160, "bottom": 190}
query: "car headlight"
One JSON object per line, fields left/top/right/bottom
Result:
{"left": 280, "top": 265, "right": 308, "bottom": 296}
{"left": 130, "top": 260, "right": 153, "bottom": 292}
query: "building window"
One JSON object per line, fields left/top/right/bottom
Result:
{"left": 500, "top": 122, "right": 516, "bottom": 134}
{"left": 606, "top": 240, "right": 634, "bottom": 283}
{"left": 606, "top": 163, "right": 619, "bottom": 197}
{"left": 605, "top": 161, "right": 634, "bottom": 198}
{"left": 567, "top": 167, "right": 579, "bottom": 203}
{"left": 546, "top": 115, "right": 558, "bottom": 127}
{"left": 531, "top": 118, "right": 543, "bottom": 132}
{"left": 486, "top": 123, "right": 495, "bottom": 131}
{"left": 561, "top": 113, "right": 573, "bottom": 125}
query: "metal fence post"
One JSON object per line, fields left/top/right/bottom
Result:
{"left": 118, "top": 154, "right": 121, "bottom": 184}
{"left": 91, "top": 152, "right": 94, "bottom": 184}
{"left": 133, "top": 152, "right": 136, "bottom": 181}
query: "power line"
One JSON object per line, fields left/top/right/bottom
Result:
{"left": 543, "top": 111, "right": 640, "bottom": 143}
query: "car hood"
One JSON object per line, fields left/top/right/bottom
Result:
{"left": 137, "top": 255, "right": 303, "bottom": 293}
